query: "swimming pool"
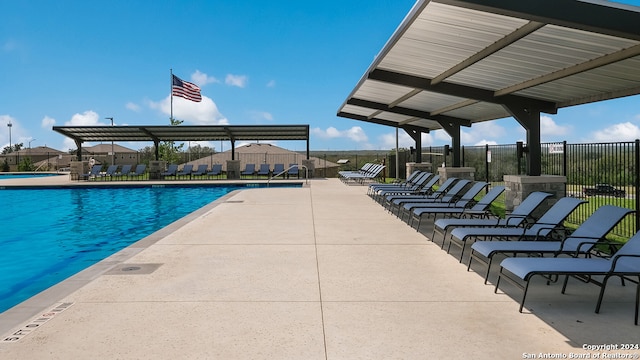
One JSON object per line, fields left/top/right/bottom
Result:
{"left": 0, "top": 173, "right": 64, "bottom": 180}
{"left": 0, "top": 184, "right": 290, "bottom": 313}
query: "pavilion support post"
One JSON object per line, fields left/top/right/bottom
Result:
{"left": 75, "top": 140, "right": 83, "bottom": 161}
{"left": 153, "top": 140, "right": 160, "bottom": 161}
{"left": 403, "top": 127, "right": 422, "bottom": 163}
{"left": 504, "top": 105, "right": 542, "bottom": 176}
{"left": 231, "top": 140, "right": 236, "bottom": 160}
{"left": 438, "top": 122, "right": 462, "bottom": 167}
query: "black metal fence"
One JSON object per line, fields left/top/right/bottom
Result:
{"left": 455, "top": 141, "right": 639, "bottom": 239}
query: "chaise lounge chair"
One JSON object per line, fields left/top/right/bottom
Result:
{"left": 98, "top": 165, "right": 118, "bottom": 180}
{"left": 403, "top": 181, "right": 488, "bottom": 225}
{"left": 394, "top": 179, "right": 471, "bottom": 220}
{"left": 383, "top": 175, "right": 449, "bottom": 214}
{"left": 82, "top": 164, "right": 103, "bottom": 180}
{"left": 207, "top": 164, "right": 223, "bottom": 179}
{"left": 287, "top": 164, "right": 299, "bottom": 179}
{"left": 241, "top": 163, "right": 256, "bottom": 178}
{"left": 409, "top": 185, "right": 505, "bottom": 231}
{"left": 469, "top": 205, "right": 633, "bottom": 283}
{"left": 257, "top": 163, "right": 271, "bottom": 178}
{"left": 176, "top": 164, "right": 194, "bottom": 179}
{"left": 192, "top": 164, "right": 209, "bottom": 178}
{"left": 116, "top": 164, "right": 132, "bottom": 180}
{"left": 272, "top": 163, "right": 285, "bottom": 178}
{"left": 367, "top": 170, "right": 425, "bottom": 197}
{"left": 496, "top": 228, "right": 640, "bottom": 324}
{"left": 447, "top": 197, "right": 586, "bottom": 262}
{"left": 372, "top": 172, "right": 433, "bottom": 204}
{"left": 161, "top": 164, "right": 179, "bottom": 179}
{"left": 129, "top": 164, "right": 146, "bottom": 180}
{"left": 431, "top": 191, "right": 553, "bottom": 247}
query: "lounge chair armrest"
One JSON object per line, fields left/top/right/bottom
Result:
{"left": 611, "top": 254, "right": 640, "bottom": 272}
{"left": 503, "top": 214, "right": 531, "bottom": 227}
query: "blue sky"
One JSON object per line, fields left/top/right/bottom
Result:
{"left": 2, "top": 0, "right": 640, "bottom": 153}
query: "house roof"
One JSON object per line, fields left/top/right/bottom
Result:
{"left": 337, "top": 0, "right": 640, "bottom": 133}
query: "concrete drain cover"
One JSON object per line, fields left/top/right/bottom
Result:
{"left": 105, "top": 263, "right": 162, "bottom": 275}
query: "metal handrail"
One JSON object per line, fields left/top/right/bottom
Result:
{"left": 267, "top": 165, "right": 308, "bottom": 186}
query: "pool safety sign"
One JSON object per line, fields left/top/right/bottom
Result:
{"left": 2, "top": 302, "right": 74, "bottom": 342}
{"left": 548, "top": 143, "right": 564, "bottom": 154}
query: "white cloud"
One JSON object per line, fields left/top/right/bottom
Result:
{"left": 125, "top": 102, "right": 141, "bottom": 112}
{"left": 60, "top": 111, "right": 107, "bottom": 150}
{"left": 191, "top": 70, "right": 219, "bottom": 86}
{"left": 225, "top": 74, "right": 248, "bottom": 88}
{"left": 266, "top": 80, "right": 276, "bottom": 88}
{"left": 540, "top": 115, "right": 571, "bottom": 138}
{"left": 41, "top": 115, "right": 56, "bottom": 128}
{"left": 312, "top": 126, "right": 367, "bottom": 142}
{"left": 591, "top": 122, "right": 640, "bottom": 142}
{"left": 379, "top": 131, "right": 433, "bottom": 149}
{"left": 249, "top": 111, "right": 273, "bottom": 121}
{"left": 460, "top": 121, "right": 507, "bottom": 145}
{"left": 474, "top": 139, "right": 498, "bottom": 146}
{"left": 148, "top": 95, "right": 228, "bottom": 125}
{"left": 64, "top": 110, "right": 105, "bottom": 126}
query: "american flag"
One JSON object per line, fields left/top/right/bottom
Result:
{"left": 172, "top": 74, "right": 202, "bottom": 102}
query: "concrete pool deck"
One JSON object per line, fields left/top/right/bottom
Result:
{"left": 0, "top": 175, "right": 638, "bottom": 359}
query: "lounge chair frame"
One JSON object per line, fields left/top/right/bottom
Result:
{"left": 495, "top": 230, "right": 640, "bottom": 325}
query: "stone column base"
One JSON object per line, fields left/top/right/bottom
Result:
{"left": 406, "top": 162, "right": 432, "bottom": 179}
{"left": 504, "top": 175, "right": 567, "bottom": 215}
{"left": 438, "top": 167, "right": 476, "bottom": 185}
{"left": 226, "top": 160, "right": 241, "bottom": 179}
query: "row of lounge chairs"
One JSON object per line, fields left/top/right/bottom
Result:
{"left": 82, "top": 164, "right": 147, "bottom": 180}
{"left": 160, "top": 164, "right": 224, "bottom": 179}
{"left": 339, "top": 163, "right": 385, "bottom": 184}
{"left": 84, "top": 163, "right": 301, "bottom": 180}
{"left": 367, "top": 171, "right": 640, "bottom": 325}
{"left": 238, "top": 163, "right": 299, "bottom": 179}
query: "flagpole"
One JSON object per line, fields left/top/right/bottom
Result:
{"left": 170, "top": 68, "right": 173, "bottom": 121}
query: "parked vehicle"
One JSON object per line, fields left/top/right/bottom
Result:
{"left": 582, "top": 184, "right": 626, "bottom": 197}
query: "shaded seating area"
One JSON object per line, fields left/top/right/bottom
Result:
{"left": 365, "top": 170, "right": 639, "bottom": 325}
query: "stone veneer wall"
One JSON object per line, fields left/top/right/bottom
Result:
{"left": 504, "top": 175, "right": 567, "bottom": 216}
{"left": 437, "top": 167, "right": 475, "bottom": 185}
{"left": 406, "top": 162, "right": 432, "bottom": 180}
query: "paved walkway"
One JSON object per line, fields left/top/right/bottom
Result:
{"left": 0, "top": 177, "right": 638, "bottom": 359}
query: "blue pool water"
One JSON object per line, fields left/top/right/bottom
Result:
{"left": 0, "top": 185, "right": 253, "bottom": 313}
{"left": 0, "top": 173, "right": 63, "bottom": 179}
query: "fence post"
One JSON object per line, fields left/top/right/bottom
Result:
{"left": 485, "top": 144, "right": 489, "bottom": 183}
{"left": 634, "top": 139, "right": 640, "bottom": 231}
{"left": 562, "top": 140, "right": 567, "bottom": 177}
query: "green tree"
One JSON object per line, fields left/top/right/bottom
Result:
{"left": 1, "top": 158, "right": 9, "bottom": 172}
{"left": 18, "top": 157, "right": 35, "bottom": 171}
{"left": 2, "top": 142, "right": 23, "bottom": 155}
{"left": 159, "top": 118, "right": 184, "bottom": 164}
